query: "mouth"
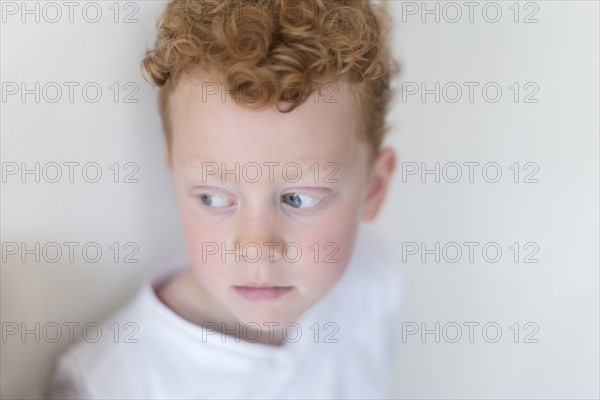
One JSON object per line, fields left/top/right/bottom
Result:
{"left": 233, "top": 285, "right": 294, "bottom": 301}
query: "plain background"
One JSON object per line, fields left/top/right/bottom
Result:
{"left": 1, "top": 1, "right": 598, "bottom": 398}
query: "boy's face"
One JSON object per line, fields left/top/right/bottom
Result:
{"left": 166, "top": 75, "right": 395, "bottom": 329}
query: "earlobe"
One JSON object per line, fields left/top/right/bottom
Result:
{"left": 361, "top": 147, "right": 397, "bottom": 222}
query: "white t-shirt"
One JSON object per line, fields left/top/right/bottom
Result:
{"left": 50, "top": 232, "right": 403, "bottom": 399}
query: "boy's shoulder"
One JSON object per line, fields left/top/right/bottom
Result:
{"left": 51, "top": 284, "right": 160, "bottom": 398}
{"left": 50, "top": 272, "right": 224, "bottom": 399}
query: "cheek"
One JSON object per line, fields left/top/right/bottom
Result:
{"left": 177, "top": 199, "right": 230, "bottom": 286}
{"left": 178, "top": 200, "right": 206, "bottom": 258}
{"left": 292, "top": 206, "right": 361, "bottom": 295}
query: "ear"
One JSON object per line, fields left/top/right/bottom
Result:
{"left": 361, "top": 147, "right": 397, "bottom": 222}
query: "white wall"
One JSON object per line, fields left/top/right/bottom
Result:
{"left": 1, "top": 1, "right": 598, "bottom": 398}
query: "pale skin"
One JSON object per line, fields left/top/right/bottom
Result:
{"left": 157, "top": 74, "right": 396, "bottom": 345}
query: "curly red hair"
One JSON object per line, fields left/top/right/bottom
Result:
{"left": 141, "top": 0, "right": 398, "bottom": 163}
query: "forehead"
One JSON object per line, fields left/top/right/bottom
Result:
{"left": 168, "top": 75, "right": 365, "bottom": 169}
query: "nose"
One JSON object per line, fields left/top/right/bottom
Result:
{"left": 233, "top": 205, "right": 285, "bottom": 264}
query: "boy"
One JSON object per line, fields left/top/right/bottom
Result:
{"left": 51, "top": 0, "right": 401, "bottom": 398}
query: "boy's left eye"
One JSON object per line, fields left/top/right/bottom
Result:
{"left": 281, "top": 192, "right": 324, "bottom": 209}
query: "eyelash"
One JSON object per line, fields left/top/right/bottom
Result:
{"left": 195, "top": 191, "right": 328, "bottom": 209}
{"left": 280, "top": 192, "right": 328, "bottom": 209}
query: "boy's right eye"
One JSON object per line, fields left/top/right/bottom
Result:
{"left": 197, "top": 193, "right": 235, "bottom": 208}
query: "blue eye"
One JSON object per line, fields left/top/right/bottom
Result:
{"left": 281, "top": 193, "right": 323, "bottom": 209}
{"left": 198, "top": 193, "right": 233, "bottom": 208}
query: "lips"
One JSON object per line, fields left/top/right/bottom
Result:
{"left": 233, "top": 285, "right": 294, "bottom": 301}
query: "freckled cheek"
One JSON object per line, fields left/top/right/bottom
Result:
{"left": 178, "top": 204, "right": 233, "bottom": 287}
{"left": 294, "top": 202, "right": 361, "bottom": 292}
{"left": 298, "top": 205, "right": 360, "bottom": 260}
{"left": 187, "top": 245, "right": 233, "bottom": 296}
{"left": 179, "top": 205, "right": 208, "bottom": 255}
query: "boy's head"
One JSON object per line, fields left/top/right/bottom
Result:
{"left": 141, "top": 0, "right": 398, "bottom": 330}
